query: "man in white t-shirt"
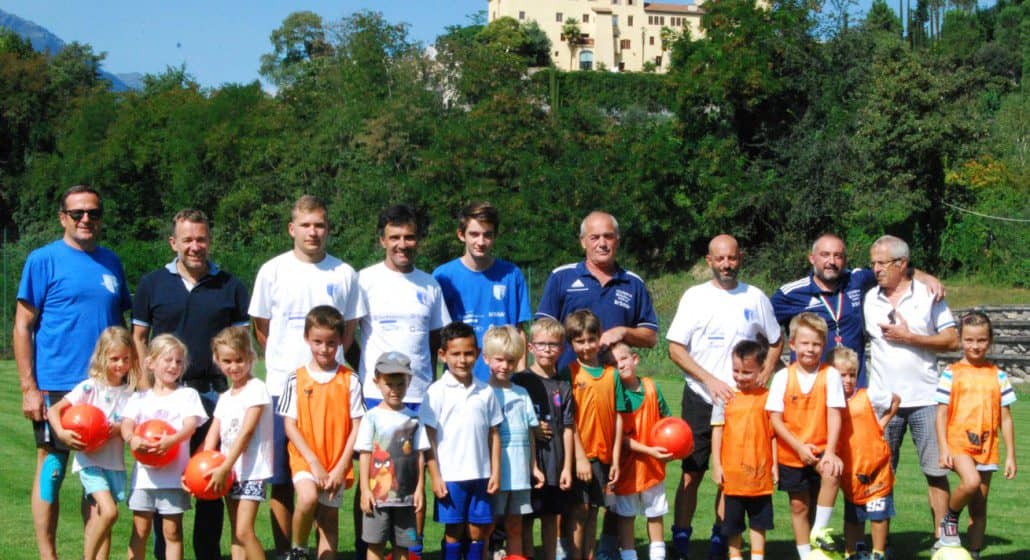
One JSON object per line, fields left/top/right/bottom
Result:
{"left": 666, "top": 234, "right": 783, "bottom": 559}
{"left": 358, "top": 204, "right": 451, "bottom": 408}
{"left": 863, "top": 235, "right": 957, "bottom": 539}
{"left": 248, "top": 195, "right": 368, "bottom": 557}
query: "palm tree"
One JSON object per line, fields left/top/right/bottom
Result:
{"left": 563, "top": 18, "right": 583, "bottom": 70}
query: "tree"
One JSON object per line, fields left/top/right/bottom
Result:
{"left": 562, "top": 18, "right": 583, "bottom": 70}
{"left": 259, "top": 11, "right": 333, "bottom": 88}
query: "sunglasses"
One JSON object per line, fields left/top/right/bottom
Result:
{"left": 63, "top": 208, "right": 103, "bottom": 221}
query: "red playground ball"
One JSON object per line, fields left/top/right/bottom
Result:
{"left": 61, "top": 404, "right": 108, "bottom": 452}
{"left": 132, "top": 419, "right": 178, "bottom": 467}
{"left": 650, "top": 417, "right": 694, "bottom": 460}
{"left": 184, "top": 450, "right": 234, "bottom": 501}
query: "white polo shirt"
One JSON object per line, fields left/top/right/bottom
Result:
{"left": 419, "top": 372, "right": 503, "bottom": 482}
{"left": 863, "top": 279, "right": 955, "bottom": 408}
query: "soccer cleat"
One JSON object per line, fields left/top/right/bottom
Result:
{"left": 937, "top": 516, "right": 961, "bottom": 547}
{"left": 810, "top": 527, "right": 840, "bottom": 552}
{"left": 286, "top": 548, "right": 311, "bottom": 560}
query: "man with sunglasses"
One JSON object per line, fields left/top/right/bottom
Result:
{"left": 864, "top": 234, "right": 958, "bottom": 542}
{"left": 14, "top": 185, "right": 132, "bottom": 560}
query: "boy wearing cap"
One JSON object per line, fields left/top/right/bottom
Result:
{"left": 357, "top": 352, "right": 431, "bottom": 560}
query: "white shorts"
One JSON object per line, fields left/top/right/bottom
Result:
{"left": 492, "top": 489, "right": 533, "bottom": 516}
{"left": 612, "top": 483, "right": 668, "bottom": 518}
{"left": 128, "top": 488, "right": 191, "bottom": 515}
{"left": 293, "top": 471, "right": 343, "bottom": 508}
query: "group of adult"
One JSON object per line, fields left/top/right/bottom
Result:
{"left": 15, "top": 185, "right": 958, "bottom": 560}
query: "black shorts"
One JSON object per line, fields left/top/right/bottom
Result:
{"left": 573, "top": 460, "right": 611, "bottom": 507}
{"left": 722, "top": 495, "right": 774, "bottom": 536}
{"left": 33, "top": 390, "right": 70, "bottom": 452}
{"left": 680, "top": 384, "right": 713, "bottom": 473}
{"left": 530, "top": 485, "right": 569, "bottom": 516}
{"left": 777, "top": 463, "right": 822, "bottom": 494}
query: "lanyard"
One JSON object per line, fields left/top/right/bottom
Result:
{"left": 817, "top": 291, "right": 844, "bottom": 344}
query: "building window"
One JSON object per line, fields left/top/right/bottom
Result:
{"left": 620, "top": 39, "right": 631, "bottom": 49}
{"left": 627, "top": 15, "right": 634, "bottom": 26}
{"left": 583, "top": 13, "right": 589, "bottom": 23}
{"left": 519, "top": 11, "right": 525, "bottom": 21}
{"left": 579, "top": 51, "right": 594, "bottom": 71}
{"left": 660, "top": 16, "right": 666, "bottom": 25}
{"left": 648, "top": 16, "right": 653, "bottom": 25}
{"left": 618, "top": 62, "right": 626, "bottom": 71}
{"left": 649, "top": 36, "right": 655, "bottom": 45}
{"left": 655, "top": 56, "right": 663, "bottom": 67}
{"left": 613, "top": 15, "right": 619, "bottom": 27}
{"left": 556, "top": 12, "right": 563, "bottom": 22}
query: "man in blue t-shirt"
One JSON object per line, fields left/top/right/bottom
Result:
{"left": 536, "top": 211, "right": 659, "bottom": 373}
{"left": 771, "top": 233, "right": 943, "bottom": 388}
{"left": 433, "top": 201, "right": 532, "bottom": 382}
{"left": 14, "top": 185, "right": 131, "bottom": 560}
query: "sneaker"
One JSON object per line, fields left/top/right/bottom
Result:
{"left": 287, "top": 548, "right": 311, "bottom": 560}
{"left": 555, "top": 539, "right": 567, "bottom": 560}
{"left": 938, "top": 517, "right": 961, "bottom": 547}
{"left": 810, "top": 527, "right": 839, "bottom": 552}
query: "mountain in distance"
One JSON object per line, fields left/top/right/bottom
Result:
{"left": 0, "top": 8, "right": 139, "bottom": 92}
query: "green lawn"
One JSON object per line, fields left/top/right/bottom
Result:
{"left": 1, "top": 363, "right": 1025, "bottom": 559}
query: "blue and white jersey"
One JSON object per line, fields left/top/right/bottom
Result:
{"left": 433, "top": 257, "right": 532, "bottom": 382}
{"left": 771, "top": 268, "right": 876, "bottom": 386}
{"left": 17, "top": 240, "right": 131, "bottom": 391}
{"left": 536, "top": 261, "right": 658, "bottom": 371}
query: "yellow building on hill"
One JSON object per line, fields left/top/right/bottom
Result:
{"left": 486, "top": 0, "right": 704, "bottom": 73}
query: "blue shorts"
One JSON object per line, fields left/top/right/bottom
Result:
{"left": 270, "top": 396, "right": 291, "bottom": 486}
{"left": 844, "top": 493, "right": 895, "bottom": 523}
{"left": 79, "top": 467, "right": 127, "bottom": 502}
{"left": 364, "top": 398, "right": 420, "bottom": 412}
{"left": 435, "top": 479, "right": 493, "bottom": 525}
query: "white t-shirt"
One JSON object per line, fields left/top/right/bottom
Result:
{"left": 212, "top": 378, "right": 274, "bottom": 482}
{"left": 419, "top": 372, "right": 503, "bottom": 482}
{"left": 248, "top": 251, "right": 367, "bottom": 396}
{"left": 64, "top": 378, "right": 134, "bottom": 472}
{"left": 494, "top": 384, "right": 539, "bottom": 491}
{"left": 863, "top": 279, "right": 956, "bottom": 407}
{"left": 666, "top": 281, "right": 781, "bottom": 404}
{"left": 358, "top": 262, "right": 451, "bottom": 403}
{"left": 355, "top": 406, "right": 431, "bottom": 507}
{"left": 765, "top": 365, "right": 847, "bottom": 413}
{"left": 278, "top": 366, "right": 366, "bottom": 420}
{"left": 122, "top": 387, "right": 208, "bottom": 489}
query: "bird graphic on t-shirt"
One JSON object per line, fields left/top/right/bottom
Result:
{"left": 370, "top": 443, "right": 398, "bottom": 501}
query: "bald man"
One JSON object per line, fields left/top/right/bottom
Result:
{"left": 666, "top": 234, "right": 783, "bottom": 559}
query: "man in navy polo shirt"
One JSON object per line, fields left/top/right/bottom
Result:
{"left": 771, "top": 233, "right": 942, "bottom": 388}
{"left": 536, "top": 211, "right": 659, "bottom": 372}
{"left": 131, "top": 208, "right": 250, "bottom": 560}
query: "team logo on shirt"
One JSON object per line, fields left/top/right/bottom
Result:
{"left": 744, "top": 308, "right": 755, "bottom": 322}
{"left": 568, "top": 279, "right": 588, "bottom": 292}
{"left": 416, "top": 290, "right": 427, "bottom": 305}
{"left": 326, "top": 284, "right": 337, "bottom": 298}
{"left": 493, "top": 284, "right": 506, "bottom": 300}
{"left": 101, "top": 274, "right": 119, "bottom": 294}
{"left": 614, "top": 289, "right": 632, "bottom": 310}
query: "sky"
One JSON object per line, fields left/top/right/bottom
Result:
{"left": 3, "top": 0, "right": 485, "bottom": 89}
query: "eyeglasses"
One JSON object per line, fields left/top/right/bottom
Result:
{"left": 531, "top": 342, "right": 562, "bottom": 350}
{"left": 870, "top": 258, "right": 901, "bottom": 268}
{"left": 63, "top": 208, "right": 103, "bottom": 221}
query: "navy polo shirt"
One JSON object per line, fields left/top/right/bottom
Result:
{"left": 132, "top": 260, "right": 250, "bottom": 382}
{"left": 536, "top": 261, "right": 658, "bottom": 371}
{"left": 771, "top": 268, "right": 876, "bottom": 386}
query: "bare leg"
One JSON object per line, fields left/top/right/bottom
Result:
{"left": 966, "top": 471, "right": 992, "bottom": 552}
{"left": 315, "top": 505, "right": 339, "bottom": 560}
{"left": 506, "top": 514, "right": 525, "bottom": 557}
{"left": 228, "top": 497, "right": 265, "bottom": 560}
{"left": 368, "top": 542, "right": 387, "bottom": 560}
{"left": 161, "top": 514, "right": 184, "bottom": 560}
{"left": 292, "top": 480, "right": 320, "bottom": 550}
{"left": 270, "top": 483, "right": 294, "bottom": 555}
{"left": 749, "top": 528, "right": 766, "bottom": 557}
{"left": 788, "top": 492, "right": 811, "bottom": 546}
{"left": 617, "top": 514, "right": 635, "bottom": 553}
{"left": 83, "top": 490, "right": 118, "bottom": 560}
{"left": 31, "top": 449, "right": 61, "bottom": 560}
{"left": 569, "top": 504, "right": 599, "bottom": 560}
{"left": 927, "top": 474, "right": 950, "bottom": 538}
{"left": 726, "top": 534, "right": 742, "bottom": 560}
{"left": 870, "top": 520, "right": 890, "bottom": 554}
{"left": 674, "top": 472, "right": 702, "bottom": 529}
{"left": 843, "top": 521, "right": 865, "bottom": 554}
{"left": 128, "top": 512, "right": 153, "bottom": 560}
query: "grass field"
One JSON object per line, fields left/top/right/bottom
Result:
{"left": 1, "top": 362, "right": 1026, "bottom": 559}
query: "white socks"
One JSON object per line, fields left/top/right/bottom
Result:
{"left": 813, "top": 505, "right": 834, "bottom": 532}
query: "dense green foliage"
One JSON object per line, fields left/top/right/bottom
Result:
{"left": 0, "top": 1, "right": 1026, "bottom": 307}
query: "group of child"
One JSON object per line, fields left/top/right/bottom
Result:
{"left": 48, "top": 303, "right": 1016, "bottom": 560}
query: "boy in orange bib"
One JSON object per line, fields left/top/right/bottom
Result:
{"left": 711, "top": 340, "right": 776, "bottom": 560}
{"left": 834, "top": 346, "right": 899, "bottom": 560}
{"left": 935, "top": 312, "right": 1017, "bottom": 557}
{"left": 279, "top": 306, "right": 365, "bottom": 560}
{"left": 766, "top": 312, "right": 846, "bottom": 559}
{"left": 611, "top": 342, "right": 673, "bottom": 560}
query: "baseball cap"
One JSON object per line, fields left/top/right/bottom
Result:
{"left": 375, "top": 351, "right": 413, "bottom": 376}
